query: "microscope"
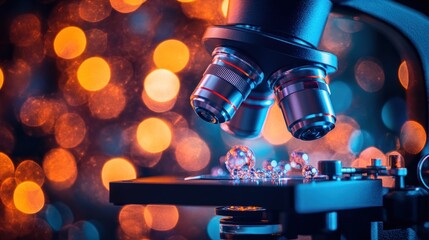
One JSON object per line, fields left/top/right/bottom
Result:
{"left": 111, "top": 0, "right": 429, "bottom": 239}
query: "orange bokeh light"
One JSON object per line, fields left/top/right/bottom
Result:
{"left": 143, "top": 69, "right": 180, "bottom": 103}
{"left": 398, "top": 61, "right": 409, "bottom": 90}
{"left": 43, "top": 148, "right": 77, "bottom": 189}
{"left": 325, "top": 115, "right": 360, "bottom": 154}
{"left": 175, "top": 136, "right": 210, "bottom": 172}
{"left": 15, "top": 160, "right": 45, "bottom": 186}
{"left": 101, "top": 158, "right": 137, "bottom": 190}
{"left": 262, "top": 104, "right": 292, "bottom": 145}
{"left": 400, "top": 120, "right": 426, "bottom": 154}
{"left": 88, "top": 83, "right": 127, "bottom": 119}
{"left": 13, "top": 181, "right": 45, "bottom": 214}
{"left": 355, "top": 58, "right": 385, "bottom": 92}
{"left": 53, "top": 26, "right": 87, "bottom": 59}
{"left": 352, "top": 146, "right": 386, "bottom": 167}
{"left": 0, "top": 67, "right": 4, "bottom": 90}
{"left": 119, "top": 205, "right": 149, "bottom": 237}
{"left": 136, "top": 118, "right": 172, "bottom": 153}
{"left": 20, "top": 97, "right": 51, "bottom": 127}
{"left": 144, "top": 205, "right": 179, "bottom": 231}
{"left": 77, "top": 56, "right": 111, "bottom": 91}
{"left": 1, "top": 177, "right": 17, "bottom": 208}
{"left": 110, "top": 0, "right": 146, "bottom": 13}
{"left": 55, "top": 113, "right": 87, "bottom": 148}
{"left": 221, "top": 0, "right": 229, "bottom": 17}
{"left": 153, "top": 40, "right": 190, "bottom": 72}
{"left": 10, "top": 14, "right": 41, "bottom": 47}
{"left": 0, "top": 152, "right": 14, "bottom": 183}
{"left": 79, "top": 0, "right": 112, "bottom": 23}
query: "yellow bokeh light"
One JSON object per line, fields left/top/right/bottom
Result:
{"left": 13, "top": 181, "right": 45, "bottom": 214}
{"left": 262, "top": 104, "right": 292, "bottom": 145}
{"left": 153, "top": 40, "right": 190, "bottom": 73}
{"left": 177, "top": 0, "right": 195, "bottom": 2}
{"left": 221, "top": 0, "right": 229, "bottom": 17}
{"left": 144, "top": 69, "right": 180, "bottom": 103}
{"left": 110, "top": 0, "right": 145, "bottom": 13}
{"left": 398, "top": 61, "right": 409, "bottom": 90}
{"left": 43, "top": 148, "right": 77, "bottom": 189}
{"left": 0, "top": 67, "right": 4, "bottom": 90}
{"left": 54, "top": 26, "right": 87, "bottom": 59}
{"left": 77, "top": 57, "right": 111, "bottom": 91}
{"left": 101, "top": 158, "right": 137, "bottom": 190}
{"left": 136, "top": 118, "right": 172, "bottom": 153}
{"left": 175, "top": 136, "right": 210, "bottom": 172}
{"left": 401, "top": 120, "right": 426, "bottom": 154}
{"left": 144, "top": 205, "right": 179, "bottom": 231}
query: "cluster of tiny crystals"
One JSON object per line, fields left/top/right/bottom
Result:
{"left": 224, "top": 146, "right": 319, "bottom": 180}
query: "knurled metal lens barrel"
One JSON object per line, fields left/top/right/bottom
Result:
{"left": 190, "top": 47, "right": 264, "bottom": 124}
{"left": 269, "top": 66, "right": 336, "bottom": 140}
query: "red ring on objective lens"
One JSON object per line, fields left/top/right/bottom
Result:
{"left": 200, "top": 86, "right": 238, "bottom": 111}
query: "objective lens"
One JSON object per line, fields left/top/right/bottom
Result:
{"left": 190, "top": 47, "right": 264, "bottom": 123}
{"left": 221, "top": 89, "right": 274, "bottom": 138}
{"left": 269, "top": 66, "right": 336, "bottom": 140}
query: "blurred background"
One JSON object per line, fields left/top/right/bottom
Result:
{"left": 0, "top": 0, "right": 428, "bottom": 239}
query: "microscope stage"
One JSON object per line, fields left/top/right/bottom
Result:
{"left": 110, "top": 176, "right": 382, "bottom": 214}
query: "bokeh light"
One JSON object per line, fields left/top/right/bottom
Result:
{"left": 355, "top": 58, "right": 385, "bottom": 92}
{"left": 54, "top": 26, "right": 87, "bottom": 59}
{"left": 221, "top": 0, "right": 229, "bottom": 18}
{"left": 143, "top": 69, "right": 180, "bottom": 103}
{"left": 77, "top": 57, "right": 111, "bottom": 91}
{"left": 0, "top": 67, "right": 4, "bottom": 90}
{"left": 55, "top": 113, "right": 87, "bottom": 148}
{"left": 44, "top": 204, "right": 63, "bottom": 231}
{"left": 1, "top": 177, "right": 17, "bottom": 208}
{"left": 101, "top": 157, "right": 137, "bottom": 190}
{"left": 153, "top": 40, "right": 190, "bottom": 72}
{"left": 207, "top": 216, "right": 222, "bottom": 240}
{"left": 398, "top": 60, "right": 409, "bottom": 90}
{"left": 262, "top": 104, "right": 292, "bottom": 145}
{"left": 15, "top": 160, "right": 45, "bottom": 186}
{"left": 320, "top": 14, "right": 352, "bottom": 57}
{"left": 110, "top": 0, "right": 146, "bottom": 13}
{"left": 352, "top": 146, "right": 386, "bottom": 167}
{"left": 10, "top": 14, "right": 41, "bottom": 47}
{"left": 175, "top": 135, "right": 210, "bottom": 172}
{"left": 13, "top": 181, "right": 45, "bottom": 214}
{"left": 20, "top": 97, "right": 51, "bottom": 127}
{"left": 325, "top": 115, "right": 360, "bottom": 154}
{"left": 348, "top": 130, "right": 374, "bottom": 154}
{"left": 144, "top": 205, "right": 179, "bottom": 231}
{"left": 0, "top": 152, "right": 14, "bottom": 183}
{"left": 119, "top": 205, "right": 149, "bottom": 238}
{"left": 330, "top": 81, "right": 353, "bottom": 113}
{"left": 79, "top": 0, "right": 112, "bottom": 22}
{"left": 381, "top": 97, "right": 407, "bottom": 131}
{"left": 136, "top": 118, "right": 172, "bottom": 153}
{"left": 43, "top": 148, "right": 77, "bottom": 189}
{"left": 400, "top": 120, "right": 426, "bottom": 154}
{"left": 88, "top": 83, "right": 127, "bottom": 119}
